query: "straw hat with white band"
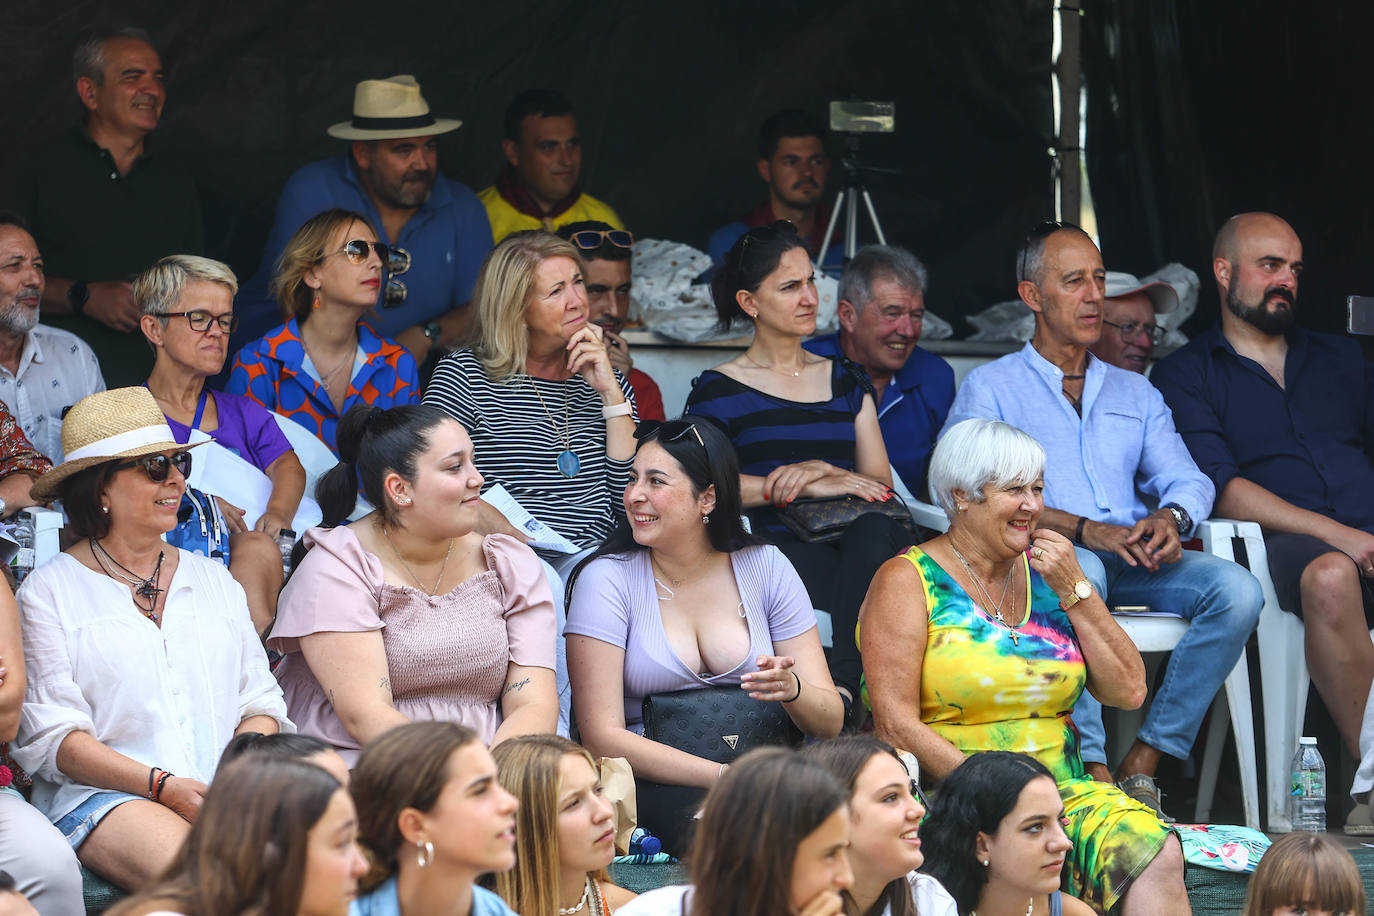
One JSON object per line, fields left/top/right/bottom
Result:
{"left": 326, "top": 75, "right": 462, "bottom": 141}
{"left": 31, "top": 387, "right": 204, "bottom": 501}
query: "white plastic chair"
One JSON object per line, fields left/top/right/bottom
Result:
{"left": 910, "top": 502, "right": 1260, "bottom": 827}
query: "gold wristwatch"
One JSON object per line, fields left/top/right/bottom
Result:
{"left": 1061, "top": 578, "right": 1094, "bottom": 609}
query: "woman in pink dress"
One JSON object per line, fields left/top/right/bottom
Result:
{"left": 268, "top": 403, "right": 558, "bottom": 765}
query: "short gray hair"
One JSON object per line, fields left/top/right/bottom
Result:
{"left": 73, "top": 26, "right": 154, "bottom": 86}
{"left": 133, "top": 255, "right": 238, "bottom": 319}
{"left": 1015, "top": 222, "right": 1092, "bottom": 286}
{"left": 837, "top": 244, "right": 927, "bottom": 311}
{"left": 928, "top": 419, "right": 1045, "bottom": 521}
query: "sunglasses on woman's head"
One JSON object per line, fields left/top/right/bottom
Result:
{"left": 114, "top": 450, "right": 193, "bottom": 483}
{"left": 569, "top": 229, "right": 634, "bottom": 251}
{"left": 634, "top": 420, "right": 706, "bottom": 449}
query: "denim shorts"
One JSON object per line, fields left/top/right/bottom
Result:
{"left": 53, "top": 790, "right": 141, "bottom": 849}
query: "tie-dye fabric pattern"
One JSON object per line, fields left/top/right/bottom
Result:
{"left": 905, "top": 546, "right": 1172, "bottom": 913}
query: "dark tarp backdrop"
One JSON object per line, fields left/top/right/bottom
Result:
{"left": 1, "top": 0, "right": 1053, "bottom": 332}
{"left": 1085, "top": 0, "right": 1374, "bottom": 336}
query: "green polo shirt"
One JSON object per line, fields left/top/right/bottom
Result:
{"left": 10, "top": 126, "right": 204, "bottom": 386}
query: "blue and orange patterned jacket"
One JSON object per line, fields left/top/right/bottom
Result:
{"left": 226, "top": 318, "right": 419, "bottom": 455}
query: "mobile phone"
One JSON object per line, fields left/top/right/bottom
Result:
{"left": 1347, "top": 296, "right": 1374, "bottom": 335}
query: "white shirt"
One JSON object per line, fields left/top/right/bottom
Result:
{"left": 13, "top": 551, "right": 292, "bottom": 822}
{"left": 0, "top": 325, "right": 104, "bottom": 462}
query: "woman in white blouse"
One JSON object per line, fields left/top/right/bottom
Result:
{"left": 12, "top": 388, "right": 291, "bottom": 892}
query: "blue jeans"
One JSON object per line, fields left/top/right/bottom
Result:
{"left": 1072, "top": 546, "right": 1262, "bottom": 765}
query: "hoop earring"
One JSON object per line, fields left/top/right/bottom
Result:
{"left": 417, "top": 840, "right": 434, "bottom": 868}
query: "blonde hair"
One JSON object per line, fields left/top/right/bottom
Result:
{"left": 270, "top": 208, "right": 378, "bottom": 324}
{"left": 490, "top": 735, "right": 610, "bottom": 916}
{"left": 1242, "top": 831, "right": 1366, "bottom": 916}
{"left": 133, "top": 255, "right": 238, "bottom": 318}
{"left": 471, "top": 230, "right": 585, "bottom": 380}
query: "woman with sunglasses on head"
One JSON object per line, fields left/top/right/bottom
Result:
{"left": 108, "top": 755, "right": 368, "bottom": 916}
{"left": 684, "top": 221, "right": 911, "bottom": 724}
{"left": 269, "top": 403, "right": 557, "bottom": 763}
{"left": 136, "top": 254, "right": 305, "bottom": 636}
{"left": 803, "top": 736, "right": 957, "bottom": 916}
{"left": 351, "top": 721, "right": 521, "bottom": 916}
{"left": 228, "top": 208, "right": 420, "bottom": 456}
{"left": 554, "top": 221, "right": 665, "bottom": 423}
{"left": 566, "top": 417, "right": 841, "bottom": 854}
{"left": 614, "top": 747, "right": 853, "bottom": 916}
{"left": 920, "top": 752, "right": 1095, "bottom": 916}
{"left": 488, "top": 734, "right": 637, "bottom": 915}
{"left": 10, "top": 387, "right": 290, "bottom": 892}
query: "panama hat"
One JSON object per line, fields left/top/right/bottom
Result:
{"left": 1104, "top": 271, "right": 1179, "bottom": 315}
{"left": 326, "top": 75, "right": 462, "bottom": 141}
{"left": 31, "top": 387, "right": 204, "bottom": 501}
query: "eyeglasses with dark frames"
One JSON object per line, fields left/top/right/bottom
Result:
{"left": 114, "top": 450, "right": 193, "bottom": 483}
{"left": 634, "top": 420, "right": 706, "bottom": 449}
{"left": 1102, "top": 319, "right": 1164, "bottom": 345}
{"left": 569, "top": 229, "right": 634, "bottom": 251}
{"left": 160, "top": 311, "right": 239, "bottom": 334}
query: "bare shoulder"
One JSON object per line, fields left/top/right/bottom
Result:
{"left": 1060, "top": 893, "right": 1097, "bottom": 916}
{"left": 603, "top": 881, "right": 639, "bottom": 912}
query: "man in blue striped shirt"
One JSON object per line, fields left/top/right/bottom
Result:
{"left": 944, "top": 221, "right": 1262, "bottom": 820}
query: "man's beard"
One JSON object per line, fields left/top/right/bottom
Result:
{"left": 1226, "top": 282, "right": 1295, "bottom": 335}
{"left": 374, "top": 171, "right": 435, "bottom": 209}
{"left": 0, "top": 294, "right": 39, "bottom": 335}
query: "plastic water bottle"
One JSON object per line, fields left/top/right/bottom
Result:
{"left": 629, "top": 827, "right": 661, "bottom": 856}
{"left": 276, "top": 528, "right": 297, "bottom": 578}
{"left": 8, "top": 512, "right": 34, "bottom": 582}
{"left": 1289, "top": 736, "right": 1327, "bottom": 832}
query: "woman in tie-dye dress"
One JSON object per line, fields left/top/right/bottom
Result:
{"left": 860, "top": 419, "right": 1189, "bottom": 916}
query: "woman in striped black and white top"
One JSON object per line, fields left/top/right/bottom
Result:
{"left": 424, "top": 231, "right": 638, "bottom": 569}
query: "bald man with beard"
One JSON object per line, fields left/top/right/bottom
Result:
{"left": 1155, "top": 212, "right": 1374, "bottom": 779}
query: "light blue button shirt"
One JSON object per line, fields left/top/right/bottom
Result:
{"left": 943, "top": 342, "right": 1213, "bottom": 533}
{"left": 351, "top": 877, "right": 518, "bottom": 916}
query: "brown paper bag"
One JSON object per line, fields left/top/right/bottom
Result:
{"left": 598, "top": 756, "right": 637, "bottom": 854}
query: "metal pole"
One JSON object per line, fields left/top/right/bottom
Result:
{"left": 1056, "top": 0, "right": 1083, "bottom": 225}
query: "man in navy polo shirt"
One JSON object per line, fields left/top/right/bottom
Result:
{"left": 231, "top": 76, "right": 493, "bottom": 371}
{"left": 1155, "top": 211, "right": 1374, "bottom": 766}
{"left": 804, "top": 244, "right": 954, "bottom": 499}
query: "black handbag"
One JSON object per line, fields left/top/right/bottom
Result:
{"left": 635, "top": 686, "right": 802, "bottom": 856}
{"left": 777, "top": 492, "right": 916, "bottom": 544}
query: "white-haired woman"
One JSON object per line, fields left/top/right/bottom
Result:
{"left": 12, "top": 387, "right": 290, "bottom": 892}
{"left": 423, "top": 230, "right": 637, "bottom": 569}
{"left": 860, "top": 419, "right": 1189, "bottom": 916}
{"left": 136, "top": 254, "right": 305, "bottom": 635}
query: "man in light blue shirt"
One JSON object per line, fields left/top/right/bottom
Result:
{"left": 944, "top": 221, "right": 1261, "bottom": 820}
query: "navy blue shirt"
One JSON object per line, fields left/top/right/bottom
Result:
{"left": 804, "top": 332, "right": 954, "bottom": 496}
{"left": 1152, "top": 325, "right": 1374, "bottom": 529}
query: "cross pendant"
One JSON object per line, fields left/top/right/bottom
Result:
{"left": 1008, "top": 630, "right": 1020, "bottom": 646}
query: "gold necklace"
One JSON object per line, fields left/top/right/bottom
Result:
{"left": 527, "top": 377, "right": 580, "bottom": 477}
{"left": 741, "top": 350, "right": 803, "bottom": 377}
{"left": 381, "top": 527, "right": 454, "bottom": 595}
{"left": 948, "top": 540, "right": 1023, "bottom": 645}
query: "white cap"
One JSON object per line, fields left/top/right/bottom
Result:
{"left": 1299, "top": 736, "right": 1318, "bottom": 745}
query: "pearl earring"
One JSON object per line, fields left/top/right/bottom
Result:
{"left": 397, "top": 496, "right": 412, "bottom": 506}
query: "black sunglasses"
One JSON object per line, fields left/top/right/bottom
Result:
{"left": 634, "top": 420, "right": 705, "bottom": 448}
{"left": 569, "top": 229, "right": 634, "bottom": 251}
{"left": 318, "top": 239, "right": 390, "bottom": 266}
{"left": 114, "top": 450, "right": 193, "bottom": 483}
{"left": 1016, "top": 219, "right": 1077, "bottom": 282}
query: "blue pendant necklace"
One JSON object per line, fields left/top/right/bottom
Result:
{"left": 528, "top": 376, "right": 580, "bottom": 478}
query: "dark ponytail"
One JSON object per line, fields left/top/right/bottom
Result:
{"left": 316, "top": 403, "right": 454, "bottom": 529}
{"left": 710, "top": 220, "right": 808, "bottom": 331}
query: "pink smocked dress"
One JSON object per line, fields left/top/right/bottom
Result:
{"left": 269, "top": 526, "right": 556, "bottom": 764}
